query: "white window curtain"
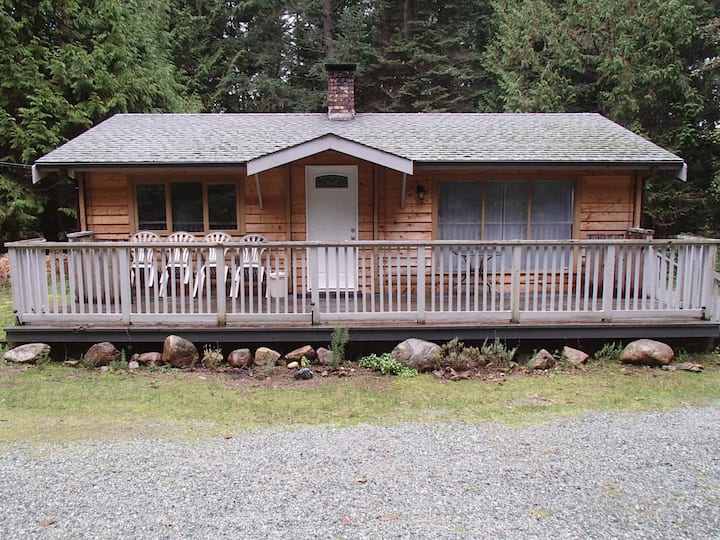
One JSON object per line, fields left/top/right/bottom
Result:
{"left": 439, "top": 180, "right": 573, "bottom": 241}
{"left": 530, "top": 181, "right": 574, "bottom": 240}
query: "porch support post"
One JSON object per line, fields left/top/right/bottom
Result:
{"left": 510, "top": 245, "right": 522, "bottom": 323}
{"left": 216, "top": 246, "right": 226, "bottom": 325}
{"left": 400, "top": 173, "right": 407, "bottom": 209}
{"left": 700, "top": 244, "right": 717, "bottom": 320}
{"left": 602, "top": 245, "right": 616, "bottom": 321}
{"left": 117, "top": 247, "right": 132, "bottom": 325}
{"left": 255, "top": 174, "right": 264, "bottom": 209}
{"left": 416, "top": 245, "right": 426, "bottom": 324}
{"left": 309, "top": 247, "right": 320, "bottom": 324}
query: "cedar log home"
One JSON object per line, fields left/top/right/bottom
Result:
{"left": 9, "top": 65, "right": 720, "bottom": 346}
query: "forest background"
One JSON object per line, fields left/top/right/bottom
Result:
{"left": 1, "top": 0, "right": 718, "bottom": 243}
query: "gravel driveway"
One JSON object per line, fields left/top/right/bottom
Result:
{"left": 1, "top": 405, "right": 719, "bottom": 539}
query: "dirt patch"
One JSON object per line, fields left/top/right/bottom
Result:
{"left": 222, "top": 364, "right": 389, "bottom": 390}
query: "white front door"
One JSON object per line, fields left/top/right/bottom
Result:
{"left": 306, "top": 165, "right": 358, "bottom": 289}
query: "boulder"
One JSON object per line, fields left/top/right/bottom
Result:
{"left": 254, "top": 347, "right": 281, "bottom": 367}
{"left": 285, "top": 345, "right": 316, "bottom": 362}
{"left": 132, "top": 352, "right": 163, "bottom": 366}
{"left": 528, "top": 349, "right": 555, "bottom": 370}
{"left": 83, "top": 342, "right": 121, "bottom": 368}
{"left": 286, "top": 361, "right": 300, "bottom": 369}
{"left": 316, "top": 347, "right": 334, "bottom": 366}
{"left": 228, "top": 348, "right": 252, "bottom": 368}
{"left": 563, "top": 346, "right": 589, "bottom": 366}
{"left": 2, "top": 343, "right": 50, "bottom": 364}
{"left": 391, "top": 338, "right": 440, "bottom": 372}
{"left": 620, "top": 339, "right": 674, "bottom": 367}
{"left": 295, "top": 367, "right": 313, "bottom": 380}
{"left": 162, "top": 335, "right": 199, "bottom": 368}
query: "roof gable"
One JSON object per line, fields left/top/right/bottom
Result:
{"left": 246, "top": 133, "right": 413, "bottom": 175}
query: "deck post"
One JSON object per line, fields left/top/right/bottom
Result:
{"left": 7, "top": 247, "right": 24, "bottom": 322}
{"left": 700, "top": 244, "right": 717, "bottom": 320}
{"left": 510, "top": 245, "right": 522, "bottom": 323}
{"left": 117, "top": 248, "right": 132, "bottom": 325}
{"left": 602, "top": 245, "right": 616, "bottom": 321}
{"left": 309, "top": 247, "right": 320, "bottom": 324}
{"left": 215, "top": 246, "right": 226, "bottom": 326}
{"left": 416, "top": 245, "right": 426, "bottom": 324}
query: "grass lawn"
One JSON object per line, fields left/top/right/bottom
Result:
{"left": 1, "top": 358, "right": 719, "bottom": 444}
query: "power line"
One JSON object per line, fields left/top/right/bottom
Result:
{"left": 0, "top": 162, "right": 32, "bottom": 171}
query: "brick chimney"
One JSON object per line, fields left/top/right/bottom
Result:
{"left": 326, "top": 64, "right": 356, "bottom": 120}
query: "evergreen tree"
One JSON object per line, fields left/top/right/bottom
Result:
{"left": 483, "top": 0, "right": 720, "bottom": 235}
{"left": 0, "top": 0, "right": 196, "bottom": 241}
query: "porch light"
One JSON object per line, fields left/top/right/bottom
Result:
{"left": 416, "top": 184, "right": 426, "bottom": 202}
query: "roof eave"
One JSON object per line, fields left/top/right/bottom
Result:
{"left": 413, "top": 160, "right": 687, "bottom": 180}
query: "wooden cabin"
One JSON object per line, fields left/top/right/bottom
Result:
{"left": 11, "top": 65, "right": 719, "bottom": 346}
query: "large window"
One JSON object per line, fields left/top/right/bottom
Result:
{"left": 135, "top": 180, "right": 239, "bottom": 233}
{"left": 438, "top": 180, "right": 574, "bottom": 241}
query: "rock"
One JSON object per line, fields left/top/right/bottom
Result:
{"left": 674, "top": 362, "right": 703, "bottom": 372}
{"left": 620, "top": 339, "right": 674, "bottom": 367}
{"left": 285, "top": 345, "right": 316, "bottom": 362}
{"left": 128, "top": 361, "right": 140, "bottom": 370}
{"left": 133, "top": 352, "right": 163, "bottom": 366}
{"left": 563, "top": 346, "right": 589, "bottom": 366}
{"left": 391, "top": 338, "right": 440, "bottom": 372}
{"left": 2, "top": 343, "right": 50, "bottom": 364}
{"left": 528, "top": 349, "right": 555, "bottom": 370}
{"left": 316, "top": 347, "right": 334, "bottom": 366}
{"left": 83, "top": 342, "right": 121, "bottom": 368}
{"left": 228, "top": 348, "right": 252, "bottom": 368}
{"left": 295, "top": 367, "right": 313, "bottom": 380}
{"left": 162, "top": 335, "right": 199, "bottom": 368}
{"left": 286, "top": 361, "right": 299, "bottom": 369}
{"left": 99, "top": 366, "right": 109, "bottom": 373}
{"left": 254, "top": 347, "right": 281, "bottom": 367}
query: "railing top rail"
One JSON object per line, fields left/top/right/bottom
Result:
{"left": 6, "top": 238, "right": 720, "bottom": 250}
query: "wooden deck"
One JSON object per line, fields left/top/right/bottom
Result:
{"left": 6, "top": 238, "right": 720, "bottom": 345}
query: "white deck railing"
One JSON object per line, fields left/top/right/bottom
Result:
{"left": 7, "top": 238, "right": 719, "bottom": 326}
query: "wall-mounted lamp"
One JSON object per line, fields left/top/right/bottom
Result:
{"left": 416, "top": 184, "right": 426, "bottom": 202}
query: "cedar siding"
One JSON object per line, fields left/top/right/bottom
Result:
{"left": 80, "top": 160, "right": 637, "bottom": 242}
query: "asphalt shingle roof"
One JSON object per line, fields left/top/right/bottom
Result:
{"left": 34, "top": 112, "right": 683, "bottom": 168}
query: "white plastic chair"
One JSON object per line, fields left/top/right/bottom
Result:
{"left": 194, "top": 231, "right": 233, "bottom": 297}
{"left": 232, "top": 234, "right": 268, "bottom": 297}
{"left": 129, "top": 231, "right": 160, "bottom": 287}
{"left": 160, "top": 231, "right": 197, "bottom": 297}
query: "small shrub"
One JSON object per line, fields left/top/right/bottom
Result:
{"left": 552, "top": 349, "right": 572, "bottom": 368}
{"left": 202, "top": 345, "right": 224, "bottom": 370}
{"left": 300, "top": 355, "right": 311, "bottom": 368}
{"left": 359, "top": 352, "right": 418, "bottom": 378}
{"left": 593, "top": 342, "right": 624, "bottom": 363}
{"left": 434, "top": 338, "right": 483, "bottom": 371}
{"left": 330, "top": 326, "right": 350, "bottom": 367}
{"left": 479, "top": 338, "right": 517, "bottom": 368}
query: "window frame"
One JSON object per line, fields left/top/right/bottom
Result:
{"left": 130, "top": 174, "right": 244, "bottom": 235}
{"left": 436, "top": 178, "right": 576, "bottom": 241}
